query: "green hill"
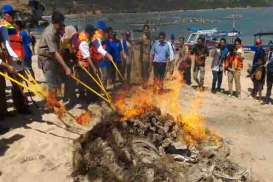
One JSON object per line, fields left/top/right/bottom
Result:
{"left": 40, "top": 0, "right": 273, "bottom": 13}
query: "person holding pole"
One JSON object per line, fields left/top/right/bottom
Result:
{"left": 37, "top": 11, "right": 72, "bottom": 109}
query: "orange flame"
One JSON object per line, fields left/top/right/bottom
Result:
{"left": 75, "top": 112, "right": 92, "bottom": 126}
{"left": 47, "top": 91, "right": 66, "bottom": 120}
{"left": 113, "top": 71, "right": 208, "bottom": 145}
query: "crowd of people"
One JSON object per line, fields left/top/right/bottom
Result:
{"left": 0, "top": 4, "right": 272, "bottom": 123}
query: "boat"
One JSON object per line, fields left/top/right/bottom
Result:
{"left": 185, "top": 27, "right": 240, "bottom": 49}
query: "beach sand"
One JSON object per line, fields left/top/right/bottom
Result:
{"left": 0, "top": 51, "right": 273, "bottom": 182}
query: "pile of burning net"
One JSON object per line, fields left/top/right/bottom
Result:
{"left": 72, "top": 74, "right": 253, "bottom": 182}
{"left": 72, "top": 107, "right": 252, "bottom": 182}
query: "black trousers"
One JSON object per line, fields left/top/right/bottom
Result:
{"left": 75, "top": 65, "right": 100, "bottom": 102}
{"left": 266, "top": 72, "right": 273, "bottom": 100}
{"left": 212, "top": 71, "right": 223, "bottom": 90}
{"left": 0, "top": 71, "right": 28, "bottom": 114}
{"left": 10, "top": 72, "right": 28, "bottom": 111}
{"left": 0, "top": 73, "right": 7, "bottom": 115}
{"left": 153, "top": 62, "right": 167, "bottom": 81}
{"left": 183, "top": 67, "right": 191, "bottom": 85}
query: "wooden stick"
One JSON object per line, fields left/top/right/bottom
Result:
{"left": 0, "top": 72, "right": 77, "bottom": 122}
{"left": 109, "top": 59, "right": 124, "bottom": 81}
{"left": 96, "top": 72, "right": 111, "bottom": 100}
{"left": 17, "top": 73, "right": 45, "bottom": 97}
{"left": 0, "top": 72, "right": 45, "bottom": 98}
{"left": 71, "top": 75, "right": 111, "bottom": 104}
{"left": 80, "top": 66, "right": 110, "bottom": 100}
{"left": 25, "top": 70, "right": 39, "bottom": 85}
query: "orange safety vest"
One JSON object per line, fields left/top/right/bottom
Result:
{"left": 9, "top": 32, "right": 25, "bottom": 60}
{"left": 76, "top": 32, "right": 90, "bottom": 68}
{"left": 76, "top": 46, "right": 90, "bottom": 68}
{"left": 90, "top": 30, "right": 106, "bottom": 62}
{"left": 90, "top": 42, "right": 106, "bottom": 62}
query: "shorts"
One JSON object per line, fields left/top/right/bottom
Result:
{"left": 153, "top": 62, "right": 167, "bottom": 80}
{"left": 43, "top": 60, "right": 64, "bottom": 89}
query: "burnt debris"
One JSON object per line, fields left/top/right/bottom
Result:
{"left": 72, "top": 107, "right": 253, "bottom": 182}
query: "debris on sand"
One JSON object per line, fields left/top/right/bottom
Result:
{"left": 72, "top": 107, "right": 253, "bottom": 182}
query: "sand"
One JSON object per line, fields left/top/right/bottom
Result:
{"left": 0, "top": 52, "right": 273, "bottom": 182}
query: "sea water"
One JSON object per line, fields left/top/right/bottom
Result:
{"left": 66, "top": 7, "right": 273, "bottom": 45}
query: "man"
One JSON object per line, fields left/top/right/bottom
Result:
{"left": 0, "top": 4, "right": 31, "bottom": 117}
{"left": 107, "top": 31, "right": 123, "bottom": 86}
{"left": 178, "top": 47, "right": 192, "bottom": 85}
{"left": 61, "top": 25, "right": 78, "bottom": 103}
{"left": 37, "top": 11, "right": 71, "bottom": 108}
{"left": 75, "top": 25, "right": 100, "bottom": 103}
{"left": 150, "top": 32, "right": 171, "bottom": 94}
{"left": 92, "top": 21, "right": 114, "bottom": 88}
{"left": 140, "top": 24, "right": 152, "bottom": 88}
{"left": 264, "top": 43, "right": 273, "bottom": 104}
{"left": 224, "top": 38, "right": 244, "bottom": 98}
{"left": 192, "top": 37, "right": 209, "bottom": 91}
{"left": 14, "top": 20, "right": 35, "bottom": 78}
{"left": 251, "top": 39, "right": 266, "bottom": 99}
{"left": 120, "top": 32, "right": 132, "bottom": 84}
{"left": 211, "top": 38, "right": 228, "bottom": 93}
{"left": 166, "top": 34, "right": 175, "bottom": 79}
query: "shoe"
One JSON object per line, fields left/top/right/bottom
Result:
{"left": 18, "top": 108, "right": 32, "bottom": 115}
{"left": 211, "top": 89, "right": 216, "bottom": 94}
{"left": 262, "top": 99, "right": 270, "bottom": 105}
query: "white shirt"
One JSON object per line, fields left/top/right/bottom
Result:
{"left": 79, "top": 41, "right": 90, "bottom": 59}
{"left": 167, "top": 41, "right": 175, "bottom": 62}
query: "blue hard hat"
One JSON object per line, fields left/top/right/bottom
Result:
{"left": 96, "top": 20, "right": 107, "bottom": 31}
{"left": 1, "top": 4, "right": 14, "bottom": 14}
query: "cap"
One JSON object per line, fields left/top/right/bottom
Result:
{"left": 255, "top": 39, "right": 262, "bottom": 46}
{"left": 85, "top": 24, "right": 96, "bottom": 36}
{"left": 1, "top": 4, "right": 14, "bottom": 14}
{"left": 96, "top": 20, "right": 107, "bottom": 31}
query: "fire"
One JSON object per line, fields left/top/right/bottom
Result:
{"left": 47, "top": 91, "right": 66, "bottom": 120}
{"left": 113, "top": 71, "right": 208, "bottom": 145}
{"left": 76, "top": 112, "right": 92, "bottom": 126}
{"left": 113, "top": 90, "right": 154, "bottom": 121}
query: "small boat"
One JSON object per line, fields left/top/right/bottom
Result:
{"left": 185, "top": 27, "right": 240, "bottom": 49}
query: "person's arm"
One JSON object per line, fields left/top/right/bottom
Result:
{"left": 54, "top": 51, "right": 71, "bottom": 75}
{"left": 0, "top": 59, "right": 15, "bottom": 72}
{"left": 45, "top": 32, "right": 71, "bottom": 75}
{"left": 150, "top": 42, "right": 155, "bottom": 62}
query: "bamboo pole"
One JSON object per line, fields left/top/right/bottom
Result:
{"left": 80, "top": 65, "right": 111, "bottom": 101}
{"left": 0, "top": 72, "right": 45, "bottom": 98}
{"left": 25, "top": 69, "right": 39, "bottom": 85}
{"left": 17, "top": 73, "right": 45, "bottom": 97}
{"left": 96, "top": 72, "right": 111, "bottom": 100}
{"left": 0, "top": 71, "right": 76, "bottom": 121}
{"left": 71, "top": 75, "right": 111, "bottom": 104}
{"left": 109, "top": 59, "right": 124, "bottom": 81}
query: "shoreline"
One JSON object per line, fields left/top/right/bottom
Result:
{"left": 43, "top": 6, "right": 272, "bottom": 18}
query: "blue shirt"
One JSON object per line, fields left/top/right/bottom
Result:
{"left": 106, "top": 39, "right": 122, "bottom": 63}
{"left": 151, "top": 41, "right": 170, "bottom": 63}
{"left": 220, "top": 46, "right": 229, "bottom": 61}
{"left": 121, "top": 40, "right": 129, "bottom": 53}
{"left": 20, "top": 31, "right": 32, "bottom": 60}
{"left": 252, "top": 46, "right": 265, "bottom": 69}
